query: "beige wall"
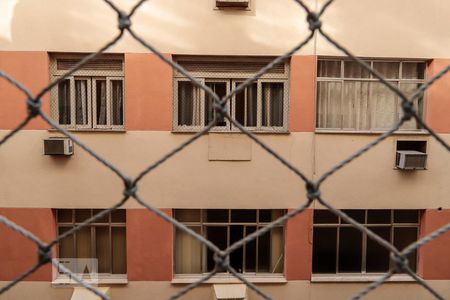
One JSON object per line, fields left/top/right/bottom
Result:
{"left": 1, "top": 0, "right": 450, "bottom": 58}
{"left": 0, "top": 130, "right": 448, "bottom": 209}
{"left": 1, "top": 280, "right": 449, "bottom": 300}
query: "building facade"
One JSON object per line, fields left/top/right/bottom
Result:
{"left": 0, "top": 0, "right": 449, "bottom": 299}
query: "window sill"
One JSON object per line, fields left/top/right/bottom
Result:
{"left": 48, "top": 128, "right": 126, "bottom": 133}
{"left": 171, "top": 129, "right": 290, "bottom": 134}
{"left": 52, "top": 274, "right": 128, "bottom": 286}
{"left": 315, "top": 129, "right": 429, "bottom": 135}
{"left": 172, "top": 274, "right": 287, "bottom": 284}
{"left": 311, "top": 274, "right": 415, "bottom": 283}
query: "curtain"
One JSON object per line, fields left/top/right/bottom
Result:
{"left": 111, "top": 80, "right": 123, "bottom": 125}
{"left": 342, "top": 81, "right": 370, "bottom": 130}
{"left": 205, "top": 82, "right": 227, "bottom": 126}
{"left": 96, "top": 226, "right": 110, "bottom": 273}
{"left": 318, "top": 60, "right": 340, "bottom": 77}
{"left": 399, "top": 83, "right": 421, "bottom": 130}
{"left": 96, "top": 80, "right": 107, "bottom": 125}
{"left": 58, "top": 80, "right": 71, "bottom": 125}
{"left": 175, "top": 227, "right": 202, "bottom": 274}
{"left": 112, "top": 227, "right": 127, "bottom": 274}
{"left": 178, "top": 82, "right": 201, "bottom": 126}
{"left": 317, "top": 81, "right": 342, "bottom": 129}
{"left": 371, "top": 82, "right": 397, "bottom": 129}
{"left": 262, "top": 83, "right": 284, "bottom": 127}
{"left": 75, "top": 80, "right": 88, "bottom": 125}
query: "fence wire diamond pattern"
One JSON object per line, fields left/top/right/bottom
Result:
{"left": 0, "top": 0, "right": 449, "bottom": 299}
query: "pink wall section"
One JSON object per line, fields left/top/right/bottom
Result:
{"left": 0, "top": 52, "right": 50, "bottom": 129}
{"left": 418, "top": 209, "right": 450, "bottom": 279}
{"left": 285, "top": 209, "right": 312, "bottom": 280}
{"left": 126, "top": 208, "right": 173, "bottom": 281}
{"left": 0, "top": 208, "right": 55, "bottom": 281}
{"left": 425, "top": 59, "right": 450, "bottom": 133}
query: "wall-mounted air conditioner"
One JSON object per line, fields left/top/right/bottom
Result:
{"left": 43, "top": 138, "right": 74, "bottom": 156}
{"left": 395, "top": 150, "right": 427, "bottom": 170}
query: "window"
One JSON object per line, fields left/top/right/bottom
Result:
{"left": 173, "top": 56, "right": 289, "bottom": 132}
{"left": 56, "top": 209, "right": 127, "bottom": 275}
{"left": 50, "top": 54, "right": 124, "bottom": 130}
{"left": 316, "top": 59, "right": 426, "bottom": 131}
{"left": 312, "top": 209, "right": 420, "bottom": 274}
{"left": 174, "top": 209, "right": 285, "bottom": 274}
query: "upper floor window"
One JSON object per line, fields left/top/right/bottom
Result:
{"left": 174, "top": 209, "right": 285, "bottom": 274}
{"left": 50, "top": 54, "right": 124, "bottom": 130}
{"left": 316, "top": 59, "right": 426, "bottom": 131}
{"left": 173, "top": 56, "right": 289, "bottom": 132}
{"left": 313, "top": 209, "right": 419, "bottom": 274}
{"left": 56, "top": 209, "right": 127, "bottom": 276}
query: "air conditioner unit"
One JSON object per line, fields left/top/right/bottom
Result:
{"left": 43, "top": 138, "right": 73, "bottom": 156}
{"left": 395, "top": 150, "right": 427, "bottom": 170}
{"left": 213, "top": 284, "right": 247, "bottom": 300}
{"left": 216, "top": 0, "right": 249, "bottom": 9}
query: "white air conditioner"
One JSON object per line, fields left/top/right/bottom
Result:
{"left": 44, "top": 138, "right": 73, "bottom": 156}
{"left": 216, "top": 0, "right": 249, "bottom": 9}
{"left": 396, "top": 150, "right": 427, "bottom": 170}
{"left": 213, "top": 284, "right": 247, "bottom": 300}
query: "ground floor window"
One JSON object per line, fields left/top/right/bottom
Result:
{"left": 312, "top": 209, "right": 420, "bottom": 274}
{"left": 174, "top": 209, "right": 285, "bottom": 274}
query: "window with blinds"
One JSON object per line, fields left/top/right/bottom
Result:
{"left": 50, "top": 54, "right": 124, "bottom": 130}
{"left": 316, "top": 59, "right": 426, "bottom": 131}
{"left": 173, "top": 56, "right": 290, "bottom": 132}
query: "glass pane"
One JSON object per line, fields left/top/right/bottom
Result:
{"left": 394, "top": 227, "right": 418, "bottom": 271}
{"left": 93, "top": 209, "right": 109, "bottom": 223}
{"left": 312, "top": 227, "right": 337, "bottom": 273}
{"left": 341, "top": 210, "right": 365, "bottom": 224}
{"left": 58, "top": 79, "right": 71, "bottom": 125}
{"left": 318, "top": 60, "right": 341, "bottom": 77}
{"left": 207, "top": 226, "right": 228, "bottom": 271}
{"left": 75, "top": 209, "right": 92, "bottom": 222}
{"left": 96, "top": 80, "right": 107, "bottom": 125}
{"left": 370, "top": 82, "right": 398, "bottom": 129}
{"left": 366, "top": 227, "right": 390, "bottom": 272}
{"left": 112, "top": 227, "right": 127, "bottom": 274}
{"left": 58, "top": 227, "right": 74, "bottom": 258}
{"left": 245, "top": 226, "right": 257, "bottom": 272}
{"left": 231, "top": 210, "right": 256, "bottom": 223}
{"left": 178, "top": 81, "right": 200, "bottom": 126}
{"left": 394, "top": 210, "right": 419, "bottom": 223}
{"left": 367, "top": 210, "right": 391, "bottom": 224}
{"left": 58, "top": 210, "right": 73, "bottom": 223}
{"left": 96, "top": 226, "right": 110, "bottom": 273}
{"left": 230, "top": 225, "right": 244, "bottom": 272}
{"left": 75, "top": 80, "right": 88, "bottom": 125}
{"left": 235, "top": 82, "right": 257, "bottom": 127}
{"left": 262, "top": 82, "right": 284, "bottom": 127}
{"left": 402, "top": 62, "right": 425, "bottom": 79}
{"left": 316, "top": 81, "right": 342, "bottom": 129}
{"left": 175, "top": 209, "right": 201, "bottom": 223}
{"left": 205, "top": 209, "right": 228, "bottom": 223}
{"left": 338, "top": 227, "right": 363, "bottom": 272}
{"left": 175, "top": 226, "right": 202, "bottom": 274}
{"left": 76, "top": 226, "right": 91, "bottom": 258}
{"left": 314, "top": 210, "right": 338, "bottom": 224}
{"left": 343, "top": 81, "right": 370, "bottom": 130}
{"left": 271, "top": 227, "right": 284, "bottom": 273}
{"left": 205, "top": 82, "right": 227, "bottom": 126}
{"left": 257, "top": 227, "right": 270, "bottom": 272}
{"left": 111, "top": 209, "right": 126, "bottom": 223}
{"left": 373, "top": 62, "right": 400, "bottom": 79}
{"left": 111, "top": 80, "right": 123, "bottom": 125}
{"left": 344, "top": 61, "right": 370, "bottom": 78}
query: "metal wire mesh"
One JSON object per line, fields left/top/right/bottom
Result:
{"left": 0, "top": 0, "right": 449, "bottom": 299}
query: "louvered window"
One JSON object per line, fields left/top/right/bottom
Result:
{"left": 173, "top": 56, "right": 290, "bottom": 132}
{"left": 50, "top": 54, "right": 124, "bottom": 130}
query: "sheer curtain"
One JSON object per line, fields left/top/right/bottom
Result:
{"left": 75, "top": 80, "right": 88, "bottom": 125}
{"left": 178, "top": 82, "right": 201, "bottom": 126}
{"left": 175, "top": 227, "right": 202, "bottom": 273}
{"left": 111, "top": 80, "right": 123, "bottom": 126}
{"left": 262, "top": 83, "right": 284, "bottom": 127}
{"left": 96, "top": 80, "right": 107, "bottom": 125}
{"left": 58, "top": 80, "right": 71, "bottom": 125}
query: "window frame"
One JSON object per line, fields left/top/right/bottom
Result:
{"left": 173, "top": 209, "right": 286, "bottom": 276}
{"left": 172, "top": 57, "right": 290, "bottom": 133}
{"left": 312, "top": 209, "right": 420, "bottom": 275}
{"left": 50, "top": 55, "right": 125, "bottom": 131}
{"left": 316, "top": 59, "right": 427, "bottom": 132}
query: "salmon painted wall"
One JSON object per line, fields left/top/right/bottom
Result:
{"left": 0, "top": 52, "right": 50, "bottom": 130}
{"left": 127, "top": 209, "right": 173, "bottom": 281}
{"left": 290, "top": 55, "right": 316, "bottom": 132}
{"left": 285, "top": 208, "right": 312, "bottom": 280}
{"left": 418, "top": 209, "right": 450, "bottom": 279}
{"left": 0, "top": 208, "right": 55, "bottom": 281}
{"left": 124, "top": 53, "right": 173, "bottom": 131}
{"left": 425, "top": 59, "right": 450, "bottom": 133}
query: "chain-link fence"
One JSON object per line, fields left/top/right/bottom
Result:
{"left": 0, "top": 0, "right": 449, "bottom": 299}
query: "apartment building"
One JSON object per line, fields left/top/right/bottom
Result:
{"left": 0, "top": 0, "right": 449, "bottom": 299}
